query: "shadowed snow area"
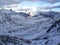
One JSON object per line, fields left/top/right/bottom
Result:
{"left": 0, "top": 9, "right": 60, "bottom": 45}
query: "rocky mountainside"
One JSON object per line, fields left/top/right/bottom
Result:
{"left": 0, "top": 9, "right": 60, "bottom": 45}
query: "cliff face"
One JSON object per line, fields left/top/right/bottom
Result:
{"left": 0, "top": 9, "right": 60, "bottom": 45}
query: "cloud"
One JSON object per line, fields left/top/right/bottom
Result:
{"left": 0, "top": 0, "right": 60, "bottom": 5}
{"left": 0, "top": 0, "right": 20, "bottom": 5}
{"left": 0, "top": 0, "right": 60, "bottom": 9}
{"left": 41, "top": 0, "right": 60, "bottom": 3}
{"left": 53, "top": 5, "right": 60, "bottom": 8}
{"left": 38, "top": 2, "right": 60, "bottom": 9}
{"left": 22, "top": 0, "right": 60, "bottom": 3}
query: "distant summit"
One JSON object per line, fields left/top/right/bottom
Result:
{"left": 0, "top": 9, "right": 14, "bottom": 14}
{"left": 0, "top": 9, "right": 30, "bottom": 17}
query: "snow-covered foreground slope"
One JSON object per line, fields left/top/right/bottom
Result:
{"left": 0, "top": 9, "right": 60, "bottom": 45}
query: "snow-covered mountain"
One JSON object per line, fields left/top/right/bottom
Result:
{"left": 0, "top": 9, "right": 60, "bottom": 45}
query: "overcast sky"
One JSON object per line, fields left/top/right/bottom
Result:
{"left": 0, "top": 0, "right": 60, "bottom": 12}
{"left": 0, "top": 0, "right": 60, "bottom": 5}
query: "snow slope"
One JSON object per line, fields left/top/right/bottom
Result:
{"left": 0, "top": 9, "right": 60, "bottom": 45}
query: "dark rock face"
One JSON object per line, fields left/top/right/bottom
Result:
{"left": 18, "top": 12, "right": 30, "bottom": 17}
{"left": 47, "top": 19, "right": 60, "bottom": 33}
{"left": 0, "top": 35, "right": 19, "bottom": 45}
{"left": 0, "top": 35, "right": 32, "bottom": 45}
{"left": 58, "top": 43, "right": 60, "bottom": 45}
